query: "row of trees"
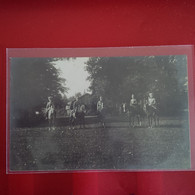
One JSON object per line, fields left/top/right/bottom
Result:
{"left": 85, "top": 55, "right": 188, "bottom": 115}
{"left": 10, "top": 55, "right": 188, "bottom": 126}
{"left": 10, "top": 58, "right": 67, "bottom": 124}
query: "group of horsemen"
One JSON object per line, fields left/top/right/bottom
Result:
{"left": 123, "top": 93, "right": 159, "bottom": 128}
{"left": 45, "top": 92, "right": 158, "bottom": 129}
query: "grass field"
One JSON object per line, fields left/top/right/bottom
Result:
{"left": 9, "top": 116, "right": 190, "bottom": 171}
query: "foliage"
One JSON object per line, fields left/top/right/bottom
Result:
{"left": 10, "top": 58, "right": 68, "bottom": 121}
{"left": 86, "top": 55, "right": 188, "bottom": 115}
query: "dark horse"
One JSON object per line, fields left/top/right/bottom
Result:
{"left": 97, "top": 107, "right": 106, "bottom": 128}
{"left": 127, "top": 104, "right": 142, "bottom": 128}
{"left": 69, "top": 104, "right": 86, "bottom": 129}
{"left": 69, "top": 109, "right": 77, "bottom": 129}
{"left": 76, "top": 104, "right": 86, "bottom": 129}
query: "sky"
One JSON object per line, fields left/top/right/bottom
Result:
{"left": 54, "top": 57, "right": 91, "bottom": 98}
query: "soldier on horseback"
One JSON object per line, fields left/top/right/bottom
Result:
{"left": 97, "top": 96, "right": 105, "bottom": 128}
{"left": 69, "top": 97, "right": 79, "bottom": 129}
{"left": 130, "top": 94, "right": 137, "bottom": 112}
{"left": 76, "top": 104, "right": 87, "bottom": 129}
{"left": 146, "top": 92, "right": 159, "bottom": 128}
{"left": 45, "top": 96, "right": 55, "bottom": 119}
{"left": 148, "top": 92, "right": 157, "bottom": 110}
{"left": 45, "top": 96, "right": 56, "bottom": 129}
{"left": 128, "top": 94, "right": 140, "bottom": 127}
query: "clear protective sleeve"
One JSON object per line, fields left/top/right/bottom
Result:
{"left": 6, "top": 45, "right": 195, "bottom": 173}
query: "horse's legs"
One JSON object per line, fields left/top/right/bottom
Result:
{"left": 101, "top": 114, "right": 105, "bottom": 128}
{"left": 78, "top": 114, "right": 82, "bottom": 129}
{"left": 48, "top": 119, "right": 51, "bottom": 130}
{"left": 154, "top": 114, "right": 157, "bottom": 127}
{"left": 149, "top": 115, "right": 152, "bottom": 128}
{"left": 69, "top": 116, "right": 75, "bottom": 129}
{"left": 137, "top": 115, "right": 140, "bottom": 126}
{"left": 129, "top": 115, "right": 135, "bottom": 128}
{"left": 79, "top": 113, "right": 85, "bottom": 129}
{"left": 153, "top": 113, "right": 159, "bottom": 127}
{"left": 52, "top": 115, "right": 55, "bottom": 130}
{"left": 98, "top": 112, "right": 105, "bottom": 128}
{"left": 129, "top": 113, "right": 134, "bottom": 127}
{"left": 102, "top": 118, "right": 105, "bottom": 128}
{"left": 132, "top": 116, "right": 135, "bottom": 128}
{"left": 153, "top": 115, "right": 156, "bottom": 127}
{"left": 100, "top": 116, "right": 104, "bottom": 128}
{"left": 137, "top": 115, "right": 141, "bottom": 127}
{"left": 69, "top": 116, "right": 72, "bottom": 129}
{"left": 156, "top": 115, "right": 159, "bottom": 127}
{"left": 82, "top": 114, "right": 85, "bottom": 128}
{"left": 79, "top": 117, "right": 82, "bottom": 129}
{"left": 148, "top": 115, "right": 152, "bottom": 128}
{"left": 140, "top": 116, "right": 142, "bottom": 126}
{"left": 73, "top": 117, "right": 76, "bottom": 129}
{"left": 128, "top": 114, "right": 131, "bottom": 127}
{"left": 48, "top": 117, "right": 54, "bottom": 131}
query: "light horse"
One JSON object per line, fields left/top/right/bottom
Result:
{"left": 143, "top": 99, "right": 159, "bottom": 128}
{"left": 47, "top": 105, "right": 56, "bottom": 130}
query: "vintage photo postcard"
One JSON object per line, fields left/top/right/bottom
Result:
{"left": 6, "top": 46, "right": 195, "bottom": 172}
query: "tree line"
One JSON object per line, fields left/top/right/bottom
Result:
{"left": 10, "top": 55, "right": 188, "bottom": 126}
{"left": 85, "top": 55, "right": 188, "bottom": 115}
{"left": 10, "top": 58, "right": 67, "bottom": 125}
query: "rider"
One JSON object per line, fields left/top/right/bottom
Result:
{"left": 128, "top": 94, "right": 139, "bottom": 127}
{"left": 148, "top": 92, "right": 157, "bottom": 109}
{"left": 69, "top": 97, "right": 79, "bottom": 129}
{"left": 129, "top": 94, "right": 137, "bottom": 111}
{"left": 97, "top": 96, "right": 104, "bottom": 112}
{"left": 97, "top": 96, "right": 105, "bottom": 128}
{"left": 72, "top": 97, "right": 79, "bottom": 113}
{"left": 45, "top": 96, "right": 55, "bottom": 119}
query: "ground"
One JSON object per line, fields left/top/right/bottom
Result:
{"left": 9, "top": 116, "right": 190, "bottom": 171}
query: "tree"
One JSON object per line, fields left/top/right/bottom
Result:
{"left": 85, "top": 55, "right": 188, "bottom": 115}
{"left": 10, "top": 57, "right": 68, "bottom": 123}
{"left": 75, "top": 92, "right": 82, "bottom": 98}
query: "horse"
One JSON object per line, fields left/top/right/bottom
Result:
{"left": 122, "top": 103, "right": 127, "bottom": 113}
{"left": 127, "top": 104, "right": 142, "bottom": 128}
{"left": 43, "top": 105, "right": 56, "bottom": 130}
{"left": 69, "top": 109, "right": 77, "bottom": 129}
{"left": 144, "top": 101, "right": 159, "bottom": 128}
{"left": 75, "top": 104, "right": 87, "bottom": 129}
{"left": 97, "top": 107, "right": 106, "bottom": 128}
{"left": 68, "top": 103, "right": 87, "bottom": 129}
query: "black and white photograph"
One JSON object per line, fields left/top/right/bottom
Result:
{"left": 8, "top": 54, "right": 190, "bottom": 171}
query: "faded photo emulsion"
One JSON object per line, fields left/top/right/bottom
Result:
{"left": 8, "top": 50, "right": 191, "bottom": 172}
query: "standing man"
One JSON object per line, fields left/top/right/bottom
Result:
{"left": 97, "top": 96, "right": 105, "bottom": 128}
